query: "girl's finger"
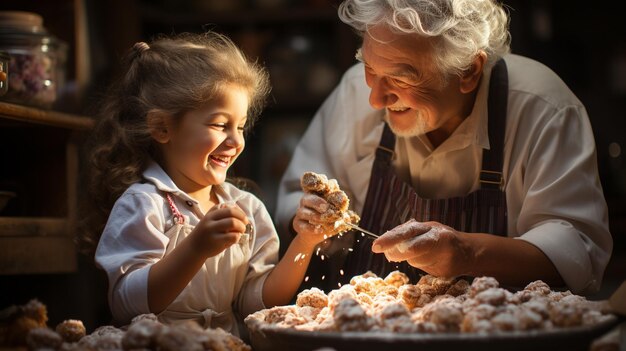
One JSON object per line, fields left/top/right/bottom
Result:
{"left": 301, "top": 193, "right": 329, "bottom": 213}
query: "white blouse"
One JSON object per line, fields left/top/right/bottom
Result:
{"left": 275, "top": 54, "right": 612, "bottom": 295}
{"left": 96, "top": 162, "right": 278, "bottom": 333}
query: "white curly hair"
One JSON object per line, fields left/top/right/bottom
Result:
{"left": 338, "top": 0, "right": 511, "bottom": 77}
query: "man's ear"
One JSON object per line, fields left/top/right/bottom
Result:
{"left": 147, "top": 111, "right": 170, "bottom": 144}
{"left": 460, "top": 51, "right": 487, "bottom": 93}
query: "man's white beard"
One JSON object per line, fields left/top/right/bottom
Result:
{"left": 384, "top": 110, "right": 429, "bottom": 137}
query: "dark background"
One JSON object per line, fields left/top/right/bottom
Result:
{"left": 0, "top": 0, "right": 624, "bottom": 332}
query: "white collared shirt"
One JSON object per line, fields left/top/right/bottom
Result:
{"left": 95, "top": 162, "right": 278, "bottom": 329}
{"left": 275, "top": 54, "right": 612, "bottom": 294}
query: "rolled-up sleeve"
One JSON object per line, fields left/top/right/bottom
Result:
{"left": 513, "top": 105, "right": 612, "bottom": 294}
{"left": 518, "top": 220, "right": 603, "bottom": 293}
{"left": 95, "top": 192, "right": 168, "bottom": 324}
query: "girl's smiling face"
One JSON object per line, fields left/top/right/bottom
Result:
{"left": 158, "top": 83, "right": 249, "bottom": 193}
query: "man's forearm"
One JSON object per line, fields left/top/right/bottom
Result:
{"left": 464, "top": 233, "right": 564, "bottom": 288}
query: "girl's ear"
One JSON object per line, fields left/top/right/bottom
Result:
{"left": 147, "top": 111, "right": 170, "bottom": 143}
{"left": 459, "top": 51, "right": 487, "bottom": 94}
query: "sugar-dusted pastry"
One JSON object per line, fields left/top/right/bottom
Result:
{"left": 204, "top": 327, "right": 251, "bottom": 351}
{"left": 332, "top": 298, "right": 375, "bottom": 332}
{"left": 300, "top": 171, "right": 360, "bottom": 234}
{"left": 377, "top": 302, "right": 416, "bottom": 333}
{"left": 0, "top": 299, "right": 48, "bottom": 347}
{"left": 398, "top": 284, "right": 431, "bottom": 310}
{"left": 155, "top": 326, "right": 203, "bottom": 351}
{"left": 468, "top": 276, "right": 500, "bottom": 297}
{"left": 78, "top": 325, "right": 124, "bottom": 350}
{"left": 416, "top": 274, "right": 457, "bottom": 296}
{"left": 55, "top": 319, "right": 86, "bottom": 343}
{"left": 383, "top": 270, "right": 410, "bottom": 288}
{"left": 121, "top": 319, "right": 163, "bottom": 350}
{"left": 296, "top": 287, "right": 329, "bottom": 309}
{"left": 26, "top": 327, "right": 63, "bottom": 350}
{"left": 0, "top": 300, "right": 250, "bottom": 351}
{"left": 445, "top": 279, "right": 470, "bottom": 297}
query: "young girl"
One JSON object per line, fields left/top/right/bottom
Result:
{"left": 81, "top": 32, "right": 328, "bottom": 336}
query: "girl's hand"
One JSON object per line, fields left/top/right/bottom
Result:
{"left": 292, "top": 193, "right": 338, "bottom": 249}
{"left": 190, "top": 202, "right": 249, "bottom": 258}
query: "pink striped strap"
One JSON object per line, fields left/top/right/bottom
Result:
{"left": 166, "top": 193, "right": 185, "bottom": 224}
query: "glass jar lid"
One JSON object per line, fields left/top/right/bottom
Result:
{"left": 0, "top": 11, "right": 45, "bottom": 34}
{"left": 0, "top": 11, "right": 65, "bottom": 48}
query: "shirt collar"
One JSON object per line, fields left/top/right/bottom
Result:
{"left": 447, "top": 67, "right": 491, "bottom": 151}
{"left": 473, "top": 65, "right": 492, "bottom": 150}
{"left": 142, "top": 161, "right": 199, "bottom": 205}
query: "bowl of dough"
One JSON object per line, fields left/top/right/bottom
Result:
{"left": 245, "top": 271, "right": 618, "bottom": 351}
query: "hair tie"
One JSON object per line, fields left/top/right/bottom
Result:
{"left": 133, "top": 42, "right": 150, "bottom": 53}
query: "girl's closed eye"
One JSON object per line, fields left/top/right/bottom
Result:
{"left": 207, "top": 123, "right": 246, "bottom": 133}
{"left": 208, "top": 122, "right": 227, "bottom": 130}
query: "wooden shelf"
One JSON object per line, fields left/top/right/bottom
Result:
{"left": 0, "top": 101, "right": 94, "bottom": 130}
{"left": 0, "top": 102, "right": 93, "bottom": 274}
{"left": 0, "top": 217, "right": 67, "bottom": 237}
{"left": 0, "top": 217, "right": 75, "bottom": 274}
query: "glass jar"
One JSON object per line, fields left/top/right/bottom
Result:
{"left": 0, "top": 11, "right": 68, "bottom": 109}
{"left": 0, "top": 51, "right": 8, "bottom": 97}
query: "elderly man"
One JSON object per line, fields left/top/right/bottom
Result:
{"left": 275, "top": 0, "right": 611, "bottom": 295}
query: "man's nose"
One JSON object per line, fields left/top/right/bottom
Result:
{"left": 368, "top": 77, "right": 397, "bottom": 110}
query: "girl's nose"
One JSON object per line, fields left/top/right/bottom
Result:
{"left": 369, "top": 77, "right": 398, "bottom": 110}
{"left": 225, "top": 130, "right": 244, "bottom": 148}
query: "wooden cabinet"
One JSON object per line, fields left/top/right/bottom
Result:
{"left": 0, "top": 101, "right": 93, "bottom": 274}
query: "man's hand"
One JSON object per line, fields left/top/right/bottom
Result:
{"left": 371, "top": 219, "right": 474, "bottom": 278}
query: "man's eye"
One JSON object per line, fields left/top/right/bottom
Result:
{"left": 391, "top": 78, "right": 414, "bottom": 88}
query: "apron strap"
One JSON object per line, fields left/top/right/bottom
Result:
{"left": 377, "top": 125, "right": 396, "bottom": 165}
{"left": 481, "top": 59, "right": 509, "bottom": 189}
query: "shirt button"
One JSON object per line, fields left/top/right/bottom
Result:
{"left": 186, "top": 201, "right": 194, "bottom": 207}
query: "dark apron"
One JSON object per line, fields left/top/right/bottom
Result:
{"left": 301, "top": 60, "right": 509, "bottom": 292}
